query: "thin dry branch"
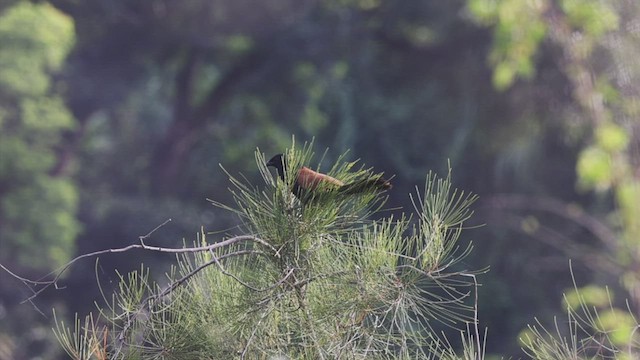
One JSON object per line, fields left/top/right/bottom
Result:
{"left": 0, "top": 219, "right": 274, "bottom": 304}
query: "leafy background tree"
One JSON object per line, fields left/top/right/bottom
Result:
{"left": 0, "top": 0, "right": 638, "bottom": 358}
{"left": 0, "top": 1, "right": 77, "bottom": 270}
{"left": 0, "top": 2, "right": 78, "bottom": 357}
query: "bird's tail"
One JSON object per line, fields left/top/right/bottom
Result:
{"left": 338, "top": 176, "right": 392, "bottom": 195}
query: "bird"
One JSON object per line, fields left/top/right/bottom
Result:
{"left": 266, "top": 153, "right": 391, "bottom": 202}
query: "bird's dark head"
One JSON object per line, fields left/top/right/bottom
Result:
{"left": 266, "top": 153, "right": 286, "bottom": 180}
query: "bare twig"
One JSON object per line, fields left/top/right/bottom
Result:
{"left": 0, "top": 263, "right": 47, "bottom": 317}
{"left": 138, "top": 218, "right": 173, "bottom": 246}
{"left": 27, "top": 234, "right": 265, "bottom": 302}
{"left": 0, "top": 218, "right": 272, "bottom": 304}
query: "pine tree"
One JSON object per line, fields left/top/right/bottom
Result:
{"left": 54, "top": 143, "right": 484, "bottom": 359}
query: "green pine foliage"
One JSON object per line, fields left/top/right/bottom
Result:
{"left": 54, "top": 144, "right": 483, "bottom": 359}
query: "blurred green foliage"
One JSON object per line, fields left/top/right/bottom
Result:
{"left": 577, "top": 122, "right": 629, "bottom": 191}
{"left": 0, "top": 2, "right": 77, "bottom": 358}
{"left": 561, "top": 0, "right": 619, "bottom": 36}
{"left": 0, "top": 1, "right": 78, "bottom": 270}
{"left": 468, "top": 0, "right": 547, "bottom": 89}
{"left": 0, "top": 2, "right": 74, "bottom": 96}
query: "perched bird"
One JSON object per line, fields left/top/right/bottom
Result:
{"left": 266, "top": 153, "right": 391, "bottom": 202}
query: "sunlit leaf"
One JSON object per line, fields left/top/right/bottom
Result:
{"left": 596, "top": 122, "right": 629, "bottom": 153}
{"left": 576, "top": 146, "right": 612, "bottom": 190}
